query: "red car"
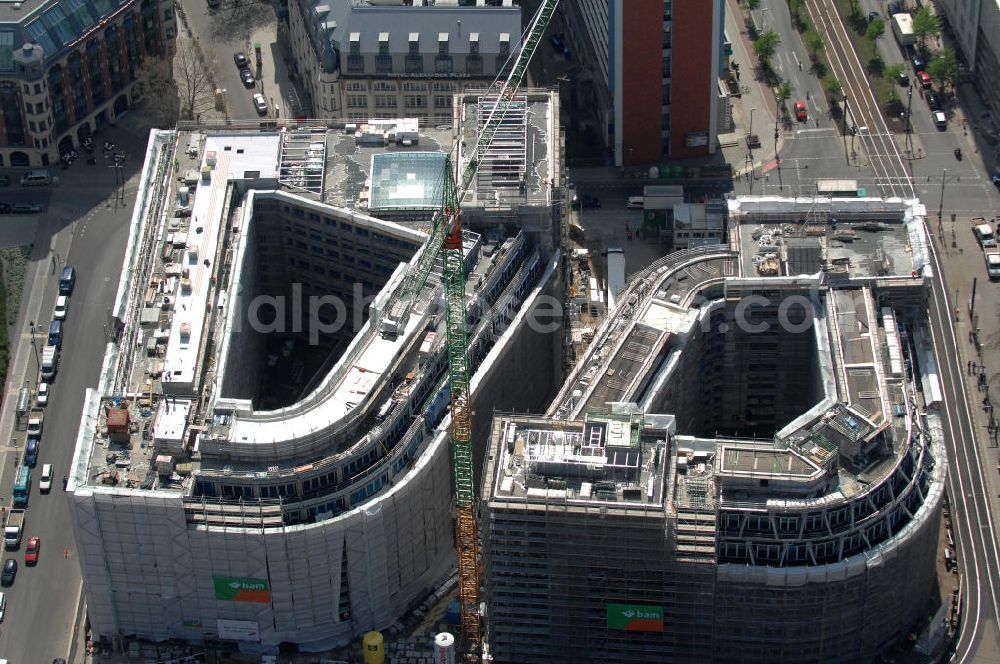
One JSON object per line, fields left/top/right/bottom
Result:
{"left": 24, "top": 536, "right": 39, "bottom": 565}
{"left": 916, "top": 70, "right": 931, "bottom": 89}
{"left": 794, "top": 100, "right": 808, "bottom": 122}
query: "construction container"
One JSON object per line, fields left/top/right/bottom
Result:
{"left": 106, "top": 407, "right": 130, "bottom": 443}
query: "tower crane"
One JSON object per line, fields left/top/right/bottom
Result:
{"left": 397, "top": 0, "right": 561, "bottom": 652}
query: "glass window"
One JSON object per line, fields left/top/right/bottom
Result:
{"left": 0, "top": 31, "right": 14, "bottom": 71}
{"left": 26, "top": 20, "right": 58, "bottom": 54}
{"left": 43, "top": 5, "right": 78, "bottom": 47}
{"left": 65, "top": 0, "right": 98, "bottom": 35}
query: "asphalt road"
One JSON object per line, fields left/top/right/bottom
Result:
{"left": 0, "top": 128, "right": 142, "bottom": 661}
{"left": 179, "top": 0, "right": 279, "bottom": 121}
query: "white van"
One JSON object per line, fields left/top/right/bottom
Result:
{"left": 19, "top": 169, "right": 50, "bottom": 186}
{"left": 974, "top": 223, "right": 996, "bottom": 248}
{"left": 626, "top": 196, "right": 644, "bottom": 209}
{"left": 39, "top": 463, "right": 53, "bottom": 492}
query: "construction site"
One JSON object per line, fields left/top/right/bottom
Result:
{"left": 67, "top": 84, "right": 568, "bottom": 653}
{"left": 482, "top": 197, "right": 947, "bottom": 663}
{"left": 63, "top": 0, "right": 949, "bottom": 657}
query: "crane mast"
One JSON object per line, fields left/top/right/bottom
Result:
{"left": 436, "top": 0, "right": 561, "bottom": 652}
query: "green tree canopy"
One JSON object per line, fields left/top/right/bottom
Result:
{"left": 883, "top": 63, "right": 904, "bottom": 102}
{"left": 823, "top": 76, "right": 843, "bottom": 101}
{"left": 865, "top": 17, "right": 885, "bottom": 43}
{"left": 805, "top": 31, "right": 825, "bottom": 59}
{"left": 912, "top": 6, "right": 941, "bottom": 50}
{"left": 928, "top": 48, "right": 959, "bottom": 91}
{"left": 754, "top": 30, "right": 782, "bottom": 65}
{"left": 778, "top": 81, "right": 794, "bottom": 106}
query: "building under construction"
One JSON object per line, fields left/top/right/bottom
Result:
{"left": 66, "top": 88, "right": 566, "bottom": 651}
{"left": 482, "top": 197, "right": 945, "bottom": 663}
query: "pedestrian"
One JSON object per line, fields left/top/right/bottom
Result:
{"left": 969, "top": 360, "right": 974, "bottom": 374}
{"left": 974, "top": 361, "right": 979, "bottom": 373}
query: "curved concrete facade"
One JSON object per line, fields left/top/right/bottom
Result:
{"left": 483, "top": 198, "right": 946, "bottom": 663}
{"left": 68, "top": 119, "right": 564, "bottom": 651}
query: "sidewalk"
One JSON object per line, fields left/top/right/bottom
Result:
{"left": 719, "top": 0, "right": 782, "bottom": 178}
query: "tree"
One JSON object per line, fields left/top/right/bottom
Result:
{"left": 754, "top": 30, "right": 782, "bottom": 67}
{"left": 805, "top": 31, "right": 825, "bottom": 61}
{"left": 778, "top": 81, "right": 794, "bottom": 106}
{"left": 928, "top": 48, "right": 960, "bottom": 91}
{"left": 884, "top": 63, "right": 904, "bottom": 102}
{"left": 788, "top": 0, "right": 805, "bottom": 28}
{"left": 865, "top": 17, "right": 885, "bottom": 46}
{"left": 912, "top": 6, "right": 941, "bottom": 52}
{"left": 174, "top": 38, "right": 217, "bottom": 120}
{"left": 823, "top": 76, "right": 843, "bottom": 101}
{"left": 745, "top": 0, "right": 761, "bottom": 11}
{"left": 131, "top": 60, "right": 180, "bottom": 129}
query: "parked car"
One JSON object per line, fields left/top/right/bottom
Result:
{"left": 11, "top": 203, "right": 41, "bottom": 214}
{"left": 911, "top": 54, "right": 926, "bottom": 72}
{"left": 0, "top": 203, "right": 10, "bottom": 214}
{"left": 992, "top": 172, "right": 1000, "bottom": 188}
{"left": 24, "top": 536, "right": 39, "bottom": 565}
{"left": 897, "top": 70, "right": 909, "bottom": 87}
{"left": 924, "top": 89, "right": 941, "bottom": 111}
{"left": 53, "top": 295, "right": 69, "bottom": 321}
{"left": 794, "top": 100, "right": 808, "bottom": 122}
{"left": 36, "top": 383, "right": 49, "bottom": 407}
{"left": 241, "top": 67, "right": 255, "bottom": 88}
{"left": 24, "top": 437, "right": 39, "bottom": 467}
{"left": 253, "top": 93, "right": 268, "bottom": 115}
{"left": 868, "top": 11, "right": 880, "bottom": 22}
{"left": 0, "top": 592, "right": 5, "bottom": 622}
{"left": 933, "top": 110, "right": 947, "bottom": 129}
{"left": 916, "top": 70, "right": 932, "bottom": 89}
{"left": 549, "top": 34, "right": 564, "bottom": 53}
{"left": 572, "top": 194, "right": 601, "bottom": 209}
{"left": 234, "top": 52, "right": 248, "bottom": 69}
{"left": 1, "top": 559, "right": 17, "bottom": 586}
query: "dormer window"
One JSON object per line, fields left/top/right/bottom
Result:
{"left": 436, "top": 32, "right": 452, "bottom": 73}
{"left": 347, "top": 32, "right": 362, "bottom": 72}
{"left": 467, "top": 33, "right": 482, "bottom": 76}
{"left": 376, "top": 32, "right": 392, "bottom": 73}
{"left": 406, "top": 32, "right": 422, "bottom": 74}
{"left": 497, "top": 32, "right": 511, "bottom": 72}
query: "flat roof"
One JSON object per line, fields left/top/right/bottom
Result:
{"left": 487, "top": 413, "right": 667, "bottom": 508}
{"left": 161, "top": 135, "right": 280, "bottom": 389}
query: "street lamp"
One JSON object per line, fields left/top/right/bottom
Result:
{"left": 748, "top": 107, "right": 757, "bottom": 164}
{"left": 222, "top": 88, "right": 229, "bottom": 123}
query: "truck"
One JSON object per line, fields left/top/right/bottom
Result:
{"left": 892, "top": 13, "right": 915, "bottom": 47}
{"left": 26, "top": 407, "right": 43, "bottom": 437}
{"left": 40, "top": 345, "right": 58, "bottom": 381}
{"left": 4, "top": 510, "right": 25, "bottom": 549}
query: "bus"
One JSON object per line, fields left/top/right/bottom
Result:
{"left": 12, "top": 466, "right": 30, "bottom": 507}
